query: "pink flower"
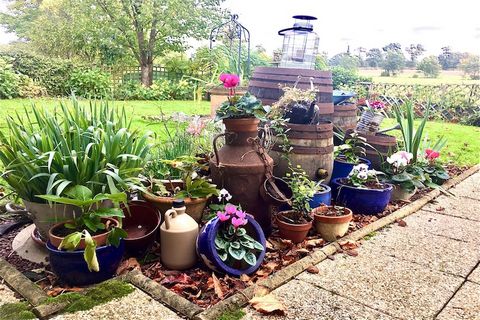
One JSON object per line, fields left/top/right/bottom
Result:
{"left": 219, "top": 73, "right": 240, "bottom": 88}
{"left": 217, "top": 211, "right": 230, "bottom": 222}
{"left": 231, "top": 217, "right": 247, "bottom": 228}
{"left": 369, "top": 100, "right": 386, "bottom": 110}
{"left": 425, "top": 149, "right": 440, "bottom": 161}
{"left": 235, "top": 209, "right": 246, "bottom": 219}
{"left": 224, "top": 203, "right": 237, "bottom": 215}
{"left": 186, "top": 117, "right": 206, "bottom": 136}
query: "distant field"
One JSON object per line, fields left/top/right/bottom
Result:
{"left": 359, "top": 68, "right": 480, "bottom": 85}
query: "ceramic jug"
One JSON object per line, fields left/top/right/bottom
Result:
{"left": 160, "top": 199, "right": 199, "bottom": 270}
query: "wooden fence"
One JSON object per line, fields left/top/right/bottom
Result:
{"left": 352, "top": 82, "right": 480, "bottom": 121}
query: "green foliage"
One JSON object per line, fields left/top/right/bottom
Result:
{"left": 382, "top": 50, "right": 406, "bottom": 76}
{"left": 331, "top": 66, "right": 371, "bottom": 90}
{"left": 417, "top": 56, "right": 441, "bottom": 78}
{"left": 0, "top": 302, "right": 36, "bottom": 320}
{"left": 215, "top": 92, "right": 268, "bottom": 121}
{"left": 329, "top": 53, "right": 360, "bottom": 71}
{"left": 45, "top": 280, "right": 134, "bottom": 313}
{"left": 460, "top": 55, "right": 480, "bottom": 80}
{"left": 68, "top": 69, "right": 112, "bottom": 99}
{"left": 315, "top": 54, "right": 329, "bottom": 70}
{"left": 438, "top": 46, "right": 464, "bottom": 70}
{"left": 115, "top": 79, "right": 193, "bottom": 100}
{"left": 366, "top": 48, "right": 384, "bottom": 68}
{"left": 284, "top": 166, "right": 323, "bottom": 220}
{"left": 0, "top": 69, "right": 19, "bottom": 99}
{"left": 334, "top": 132, "right": 369, "bottom": 164}
{"left": 346, "top": 164, "right": 382, "bottom": 188}
{"left": 218, "top": 309, "right": 246, "bottom": 320}
{"left": 0, "top": 99, "right": 151, "bottom": 202}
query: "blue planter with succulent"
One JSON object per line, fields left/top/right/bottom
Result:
{"left": 331, "top": 164, "right": 393, "bottom": 215}
{"left": 196, "top": 192, "right": 266, "bottom": 276}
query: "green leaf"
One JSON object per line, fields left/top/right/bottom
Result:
{"left": 83, "top": 231, "right": 99, "bottom": 272}
{"left": 107, "top": 227, "right": 127, "bottom": 247}
{"left": 65, "top": 185, "right": 92, "bottom": 201}
{"left": 93, "top": 207, "right": 125, "bottom": 218}
{"left": 58, "top": 232, "right": 82, "bottom": 250}
{"left": 217, "top": 250, "right": 228, "bottom": 261}
{"left": 240, "top": 239, "right": 254, "bottom": 249}
{"left": 252, "top": 240, "right": 264, "bottom": 251}
{"left": 236, "top": 228, "right": 246, "bottom": 237}
{"left": 228, "top": 246, "right": 246, "bottom": 260}
{"left": 392, "top": 172, "right": 411, "bottom": 182}
{"left": 215, "top": 236, "right": 226, "bottom": 250}
{"left": 230, "top": 241, "right": 240, "bottom": 249}
{"left": 243, "top": 252, "right": 257, "bottom": 266}
{"left": 436, "top": 171, "right": 450, "bottom": 180}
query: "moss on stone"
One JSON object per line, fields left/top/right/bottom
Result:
{"left": 0, "top": 302, "right": 36, "bottom": 320}
{"left": 45, "top": 280, "right": 134, "bottom": 313}
{"left": 218, "top": 308, "right": 246, "bottom": 320}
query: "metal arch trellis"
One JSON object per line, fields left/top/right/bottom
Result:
{"left": 209, "top": 14, "right": 251, "bottom": 77}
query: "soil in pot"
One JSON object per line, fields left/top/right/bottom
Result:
{"left": 313, "top": 206, "right": 352, "bottom": 241}
{"left": 276, "top": 210, "right": 312, "bottom": 243}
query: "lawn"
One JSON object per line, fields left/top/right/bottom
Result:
{"left": 359, "top": 68, "right": 480, "bottom": 85}
{"left": 0, "top": 98, "right": 478, "bottom": 166}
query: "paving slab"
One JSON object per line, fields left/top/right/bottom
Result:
{"left": 243, "top": 279, "right": 396, "bottom": 320}
{"left": 12, "top": 224, "right": 49, "bottom": 264}
{"left": 297, "top": 251, "right": 463, "bottom": 319}
{"left": 51, "top": 287, "right": 183, "bottom": 320}
{"left": 436, "top": 281, "right": 480, "bottom": 320}
{"left": 422, "top": 195, "right": 480, "bottom": 222}
{"left": 448, "top": 173, "right": 480, "bottom": 200}
{"left": 404, "top": 210, "right": 480, "bottom": 244}
{"left": 358, "top": 223, "right": 480, "bottom": 277}
{"left": 0, "top": 283, "right": 20, "bottom": 306}
{"left": 467, "top": 265, "right": 480, "bottom": 284}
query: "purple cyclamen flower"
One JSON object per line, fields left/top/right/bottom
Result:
{"left": 217, "top": 211, "right": 230, "bottom": 222}
{"left": 224, "top": 203, "right": 237, "bottom": 215}
{"left": 231, "top": 217, "right": 247, "bottom": 228}
{"left": 235, "top": 210, "right": 246, "bottom": 219}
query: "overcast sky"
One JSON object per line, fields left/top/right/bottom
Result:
{"left": 1, "top": 0, "right": 479, "bottom": 57}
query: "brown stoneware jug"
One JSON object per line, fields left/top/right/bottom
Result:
{"left": 160, "top": 199, "right": 198, "bottom": 270}
{"left": 209, "top": 118, "right": 273, "bottom": 235}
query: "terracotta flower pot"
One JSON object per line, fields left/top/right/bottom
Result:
{"left": 142, "top": 192, "right": 208, "bottom": 223}
{"left": 313, "top": 206, "right": 353, "bottom": 241}
{"left": 276, "top": 210, "right": 312, "bottom": 243}
{"left": 223, "top": 118, "right": 260, "bottom": 132}
{"left": 391, "top": 185, "right": 417, "bottom": 201}
{"left": 48, "top": 217, "right": 119, "bottom": 249}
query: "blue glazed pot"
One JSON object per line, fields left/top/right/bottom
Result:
{"left": 47, "top": 240, "right": 125, "bottom": 286}
{"left": 308, "top": 184, "right": 332, "bottom": 208}
{"left": 196, "top": 215, "right": 266, "bottom": 277}
{"left": 331, "top": 178, "right": 393, "bottom": 215}
{"left": 330, "top": 157, "right": 371, "bottom": 182}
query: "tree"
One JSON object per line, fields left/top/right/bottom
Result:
{"left": 328, "top": 53, "right": 360, "bottom": 71}
{"left": 382, "top": 50, "right": 405, "bottom": 76}
{"left": 417, "top": 56, "right": 441, "bottom": 78}
{"left": 366, "top": 48, "right": 384, "bottom": 68}
{"left": 460, "top": 55, "right": 480, "bottom": 80}
{"left": 382, "top": 42, "right": 402, "bottom": 53}
{"left": 405, "top": 44, "right": 425, "bottom": 67}
{"left": 438, "top": 46, "right": 466, "bottom": 70}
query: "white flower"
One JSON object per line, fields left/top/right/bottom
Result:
{"left": 218, "top": 188, "right": 232, "bottom": 202}
{"left": 352, "top": 164, "right": 369, "bottom": 172}
{"left": 348, "top": 168, "right": 359, "bottom": 177}
{"left": 357, "top": 172, "right": 368, "bottom": 180}
{"left": 387, "top": 151, "right": 413, "bottom": 168}
{"left": 191, "top": 172, "right": 198, "bottom": 179}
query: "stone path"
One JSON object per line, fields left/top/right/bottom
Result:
{"left": 244, "top": 172, "right": 480, "bottom": 320}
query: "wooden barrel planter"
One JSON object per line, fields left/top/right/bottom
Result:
{"left": 331, "top": 103, "right": 358, "bottom": 132}
{"left": 359, "top": 133, "right": 397, "bottom": 170}
{"left": 248, "top": 67, "right": 334, "bottom": 118}
{"left": 269, "top": 121, "right": 334, "bottom": 183}
{"left": 209, "top": 86, "right": 247, "bottom": 117}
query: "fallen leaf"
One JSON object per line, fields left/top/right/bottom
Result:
{"left": 338, "top": 240, "right": 359, "bottom": 250}
{"left": 116, "top": 257, "right": 140, "bottom": 275}
{"left": 345, "top": 249, "right": 359, "bottom": 257}
{"left": 254, "top": 285, "right": 270, "bottom": 297}
{"left": 396, "top": 219, "right": 407, "bottom": 227}
{"left": 305, "top": 239, "right": 325, "bottom": 248}
{"left": 160, "top": 273, "right": 192, "bottom": 285}
{"left": 212, "top": 273, "right": 224, "bottom": 299}
{"left": 240, "top": 274, "right": 251, "bottom": 282}
{"left": 306, "top": 266, "right": 319, "bottom": 274}
{"left": 436, "top": 207, "right": 445, "bottom": 212}
{"left": 250, "top": 293, "right": 286, "bottom": 315}
{"left": 47, "top": 287, "right": 83, "bottom": 297}
{"left": 264, "top": 261, "right": 278, "bottom": 272}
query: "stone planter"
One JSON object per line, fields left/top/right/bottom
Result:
{"left": 312, "top": 206, "right": 353, "bottom": 241}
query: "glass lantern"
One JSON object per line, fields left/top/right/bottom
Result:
{"left": 278, "top": 15, "right": 320, "bottom": 69}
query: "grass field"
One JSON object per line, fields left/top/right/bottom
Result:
{"left": 0, "top": 98, "right": 478, "bottom": 166}
{"left": 359, "top": 68, "right": 480, "bottom": 85}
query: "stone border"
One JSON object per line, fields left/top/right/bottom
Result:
{"left": 0, "top": 165, "right": 478, "bottom": 319}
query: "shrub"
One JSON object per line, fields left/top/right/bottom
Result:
{"left": 68, "top": 69, "right": 111, "bottom": 99}
{"left": 114, "top": 79, "right": 193, "bottom": 100}
{"left": 417, "top": 56, "right": 441, "bottom": 78}
{"left": 331, "top": 66, "right": 371, "bottom": 90}
{"left": 0, "top": 57, "right": 20, "bottom": 99}
{"left": 17, "top": 75, "right": 48, "bottom": 98}
{"left": 460, "top": 55, "right": 480, "bottom": 80}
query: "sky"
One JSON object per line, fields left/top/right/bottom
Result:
{"left": 1, "top": 0, "right": 479, "bottom": 57}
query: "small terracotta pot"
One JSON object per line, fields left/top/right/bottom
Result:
{"left": 48, "top": 218, "right": 119, "bottom": 249}
{"left": 223, "top": 118, "right": 260, "bottom": 132}
{"left": 276, "top": 210, "right": 312, "bottom": 243}
{"left": 312, "top": 206, "right": 353, "bottom": 241}
{"left": 391, "top": 185, "right": 417, "bottom": 201}
{"left": 142, "top": 192, "right": 208, "bottom": 223}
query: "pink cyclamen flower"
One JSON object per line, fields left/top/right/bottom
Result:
{"left": 369, "top": 100, "right": 386, "bottom": 110}
{"left": 224, "top": 203, "right": 238, "bottom": 215}
{"left": 235, "top": 209, "right": 246, "bottom": 219}
{"left": 231, "top": 217, "right": 247, "bottom": 228}
{"left": 219, "top": 73, "right": 240, "bottom": 88}
{"left": 425, "top": 149, "right": 440, "bottom": 160}
{"left": 217, "top": 211, "right": 230, "bottom": 222}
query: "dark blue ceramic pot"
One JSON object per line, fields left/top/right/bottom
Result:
{"left": 196, "top": 215, "right": 266, "bottom": 277}
{"left": 330, "top": 157, "right": 371, "bottom": 182}
{"left": 308, "top": 184, "right": 332, "bottom": 208}
{"left": 331, "top": 178, "right": 393, "bottom": 215}
{"left": 47, "top": 240, "right": 125, "bottom": 286}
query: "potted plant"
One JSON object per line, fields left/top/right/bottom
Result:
{"left": 331, "top": 164, "right": 393, "bottom": 215}
{"left": 420, "top": 148, "right": 450, "bottom": 186}
{"left": 383, "top": 151, "right": 425, "bottom": 201}
{"left": 312, "top": 205, "right": 353, "bottom": 241}
{"left": 276, "top": 166, "right": 319, "bottom": 243}
{"left": 356, "top": 100, "right": 387, "bottom": 134}
{"left": 0, "top": 100, "right": 151, "bottom": 241}
{"left": 144, "top": 156, "right": 219, "bottom": 222}
{"left": 331, "top": 132, "right": 372, "bottom": 182}
{"left": 209, "top": 73, "right": 248, "bottom": 117}
{"left": 38, "top": 185, "right": 127, "bottom": 286}
{"left": 197, "top": 189, "right": 266, "bottom": 276}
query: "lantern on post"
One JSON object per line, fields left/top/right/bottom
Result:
{"left": 278, "top": 15, "right": 320, "bottom": 69}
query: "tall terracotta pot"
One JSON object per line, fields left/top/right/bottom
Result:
{"left": 209, "top": 118, "right": 273, "bottom": 235}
